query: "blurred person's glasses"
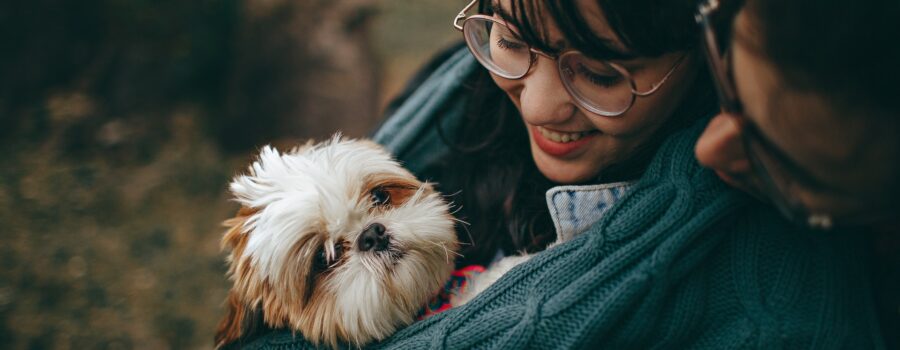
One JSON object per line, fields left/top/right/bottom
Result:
{"left": 696, "top": 0, "right": 841, "bottom": 229}
{"left": 453, "top": 0, "right": 685, "bottom": 117}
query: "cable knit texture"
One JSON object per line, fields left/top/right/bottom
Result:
{"left": 233, "top": 47, "right": 885, "bottom": 349}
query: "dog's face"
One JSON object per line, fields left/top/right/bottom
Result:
{"left": 216, "top": 138, "right": 458, "bottom": 348}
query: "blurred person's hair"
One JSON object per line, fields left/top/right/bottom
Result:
{"left": 743, "top": 0, "right": 900, "bottom": 199}
{"left": 745, "top": 0, "right": 900, "bottom": 123}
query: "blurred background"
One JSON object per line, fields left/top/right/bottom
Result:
{"left": 0, "top": 0, "right": 461, "bottom": 348}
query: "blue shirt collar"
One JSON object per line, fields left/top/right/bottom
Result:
{"left": 546, "top": 181, "right": 635, "bottom": 243}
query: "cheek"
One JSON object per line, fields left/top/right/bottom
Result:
{"left": 531, "top": 150, "right": 609, "bottom": 183}
{"left": 490, "top": 73, "right": 522, "bottom": 104}
{"left": 592, "top": 59, "right": 698, "bottom": 138}
{"left": 599, "top": 96, "right": 673, "bottom": 137}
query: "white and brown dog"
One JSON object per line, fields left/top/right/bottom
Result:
{"left": 215, "top": 137, "right": 459, "bottom": 348}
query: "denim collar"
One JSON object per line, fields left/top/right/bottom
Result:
{"left": 546, "top": 181, "right": 635, "bottom": 243}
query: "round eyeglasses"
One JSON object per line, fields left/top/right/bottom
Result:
{"left": 453, "top": 0, "right": 685, "bottom": 117}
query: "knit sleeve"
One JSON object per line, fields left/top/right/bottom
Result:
{"left": 236, "top": 122, "right": 884, "bottom": 350}
{"left": 689, "top": 204, "right": 886, "bottom": 349}
{"left": 371, "top": 46, "right": 476, "bottom": 176}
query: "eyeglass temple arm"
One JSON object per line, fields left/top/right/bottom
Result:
{"left": 695, "top": 0, "right": 741, "bottom": 113}
{"left": 633, "top": 53, "right": 688, "bottom": 97}
{"left": 632, "top": 0, "right": 720, "bottom": 97}
{"left": 453, "top": 0, "right": 479, "bottom": 31}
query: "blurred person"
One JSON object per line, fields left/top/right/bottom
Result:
{"left": 694, "top": 0, "right": 900, "bottom": 346}
{"left": 226, "top": 0, "right": 885, "bottom": 348}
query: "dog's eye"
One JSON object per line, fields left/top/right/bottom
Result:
{"left": 314, "top": 248, "right": 328, "bottom": 271}
{"left": 314, "top": 244, "right": 343, "bottom": 271}
{"left": 371, "top": 187, "right": 391, "bottom": 206}
{"left": 332, "top": 243, "right": 343, "bottom": 262}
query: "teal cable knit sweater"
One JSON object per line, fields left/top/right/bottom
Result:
{"left": 235, "top": 48, "right": 885, "bottom": 349}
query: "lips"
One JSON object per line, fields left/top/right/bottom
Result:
{"left": 531, "top": 126, "right": 598, "bottom": 158}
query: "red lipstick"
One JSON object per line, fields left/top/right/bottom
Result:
{"left": 531, "top": 126, "right": 597, "bottom": 158}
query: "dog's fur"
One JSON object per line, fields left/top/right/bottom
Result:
{"left": 215, "top": 137, "right": 458, "bottom": 348}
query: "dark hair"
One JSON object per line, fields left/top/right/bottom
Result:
{"left": 745, "top": 0, "right": 900, "bottom": 120}
{"left": 499, "top": 0, "right": 700, "bottom": 59}
{"left": 743, "top": 0, "right": 900, "bottom": 221}
{"left": 433, "top": 0, "right": 715, "bottom": 266}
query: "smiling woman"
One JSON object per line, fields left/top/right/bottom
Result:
{"left": 437, "top": 0, "right": 713, "bottom": 266}
{"left": 454, "top": 1, "right": 691, "bottom": 184}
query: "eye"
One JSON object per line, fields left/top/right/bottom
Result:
{"left": 576, "top": 63, "right": 622, "bottom": 87}
{"left": 490, "top": 22, "right": 526, "bottom": 51}
{"left": 371, "top": 187, "right": 391, "bottom": 206}
{"left": 332, "top": 243, "right": 343, "bottom": 262}
{"left": 496, "top": 36, "right": 526, "bottom": 50}
{"left": 314, "top": 248, "right": 328, "bottom": 271}
{"left": 313, "top": 243, "right": 343, "bottom": 271}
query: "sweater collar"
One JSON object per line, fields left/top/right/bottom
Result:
{"left": 545, "top": 181, "right": 635, "bottom": 243}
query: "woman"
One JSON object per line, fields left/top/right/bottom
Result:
{"left": 693, "top": 0, "right": 899, "bottom": 346}
{"left": 233, "top": 0, "right": 884, "bottom": 348}
{"left": 410, "top": 0, "right": 712, "bottom": 267}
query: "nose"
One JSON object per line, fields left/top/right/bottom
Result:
{"left": 357, "top": 223, "right": 389, "bottom": 252}
{"left": 518, "top": 55, "right": 577, "bottom": 125}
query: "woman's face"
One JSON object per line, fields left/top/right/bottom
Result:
{"left": 695, "top": 9, "right": 899, "bottom": 225}
{"left": 489, "top": 0, "right": 698, "bottom": 184}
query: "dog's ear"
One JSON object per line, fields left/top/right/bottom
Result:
{"left": 214, "top": 291, "right": 266, "bottom": 349}
{"left": 216, "top": 207, "right": 265, "bottom": 349}
{"left": 221, "top": 206, "right": 256, "bottom": 250}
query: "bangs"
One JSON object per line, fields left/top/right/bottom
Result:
{"left": 481, "top": 0, "right": 698, "bottom": 60}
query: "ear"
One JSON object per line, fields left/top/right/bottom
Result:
{"left": 695, "top": 113, "right": 750, "bottom": 173}
{"left": 214, "top": 291, "right": 265, "bottom": 349}
{"left": 221, "top": 206, "right": 257, "bottom": 249}
{"left": 216, "top": 207, "right": 264, "bottom": 349}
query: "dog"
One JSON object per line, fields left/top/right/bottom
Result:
{"left": 215, "top": 136, "right": 459, "bottom": 348}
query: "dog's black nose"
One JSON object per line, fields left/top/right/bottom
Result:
{"left": 358, "top": 223, "right": 389, "bottom": 252}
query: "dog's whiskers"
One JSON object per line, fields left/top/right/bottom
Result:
{"left": 448, "top": 202, "right": 465, "bottom": 216}
{"left": 359, "top": 254, "right": 382, "bottom": 277}
{"left": 423, "top": 240, "right": 462, "bottom": 264}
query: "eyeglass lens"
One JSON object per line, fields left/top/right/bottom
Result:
{"left": 463, "top": 18, "right": 530, "bottom": 78}
{"left": 462, "top": 17, "right": 634, "bottom": 115}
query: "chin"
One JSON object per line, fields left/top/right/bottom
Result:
{"left": 530, "top": 145, "right": 602, "bottom": 184}
{"left": 215, "top": 136, "right": 458, "bottom": 349}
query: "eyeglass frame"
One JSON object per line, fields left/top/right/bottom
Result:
{"left": 695, "top": 0, "right": 837, "bottom": 229}
{"left": 453, "top": 0, "right": 687, "bottom": 117}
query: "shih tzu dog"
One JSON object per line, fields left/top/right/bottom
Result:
{"left": 215, "top": 136, "right": 459, "bottom": 349}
